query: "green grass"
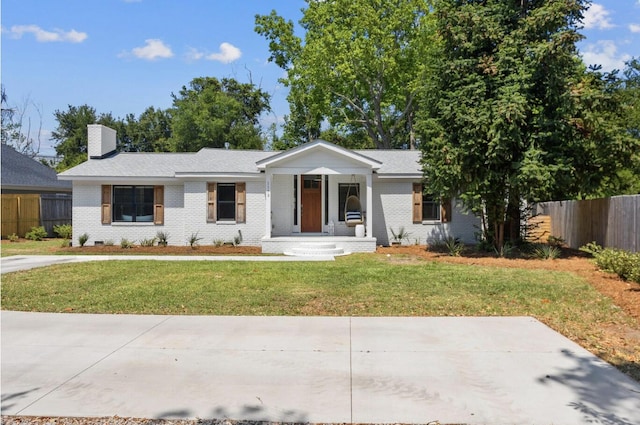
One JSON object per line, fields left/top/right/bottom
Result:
{"left": 0, "top": 254, "right": 622, "bottom": 320}
{"left": 0, "top": 239, "right": 65, "bottom": 257}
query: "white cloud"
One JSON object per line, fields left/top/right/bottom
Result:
{"left": 583, "top": 4, "right": 615, "bottom": 30}
{"left": 130, "top": 39, "right": 173, "bottom": 60}
{"left": 630, "top": 24, "right": 640, "bottom": 33}
{"left": 185, "top": 47, "right": 204, "bottom": 61}
{"left": 206, "top": 42, "right": 242, "bottom": 64}
{"left": 8, "top": 24, "right": 87, "bottom": 43}
{"left": 581, "top": 40, "right": 631, "bottom": 72}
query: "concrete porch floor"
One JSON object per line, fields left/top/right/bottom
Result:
{"left": 261, "top": 235, "right": 377, "bottom": 254}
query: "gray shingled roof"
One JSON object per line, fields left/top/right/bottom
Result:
{"left": 58, "top": 144, "right": 423, "bottom": 179}
{"left": 355, "top": 150, "right": 422, "bottom": 175}
{"left": 1, "top": 144, "right": 72, "bottom": 192}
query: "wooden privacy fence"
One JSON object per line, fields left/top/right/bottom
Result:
{"left": 532, "top": 195, "right": 639, "bottom": 253}
{"left": 1, "top": 194, "right": 72, "bottom": 238}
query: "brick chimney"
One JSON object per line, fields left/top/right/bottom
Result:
{"left": 88, "top": 124, "right": 116, "bottom": 159}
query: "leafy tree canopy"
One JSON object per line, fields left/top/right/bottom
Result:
{"left": 169, "top": 77, "right": 271, "bottom": 151}
{"left": 417, "top": 0, "right": 639, "bottom": 249}
{"left": 256, "top": 0, "right": 436, "bottom": 149}
{"left": 52, "top": 105, "right": 119, "bottom": 171}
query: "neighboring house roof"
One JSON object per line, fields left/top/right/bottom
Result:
{"left": 1, "top": 144, "right": 72, "bottom": 193}
{"left": 58, "top": 140, "right": 423, "bottom": 180}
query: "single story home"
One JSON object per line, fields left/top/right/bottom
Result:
{"left": 58, "top": 125, "right": 480, "bottom": 254}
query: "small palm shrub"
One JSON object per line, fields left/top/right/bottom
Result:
{"left": 53, "top": 224, "right": 73, "bottom": 239}
{"left": 156, "top": 231, "right": 169, "bottom": 247}
{"left": 78, "top": 233, "right": 90, "bottom": 247}
{"left": 390, "top": 226, "right": 411, "bottom": 244}
{"left": 443, "top": 236, "right": 464, "bottom": 257}
{"left": 8, "top": 233, "right": 19, "bottom": 242}
{"left": 188, "top": 232, "right": 202, "bottom": 249}
{"left": 531, "top": 243, "right": 561, "bottom": 260}
{"left": 139, "top": 237, "right": 157, "bottom": 247}
{"left": 25, "top": 226, "right": 48, "bottom": 241}
{"left": 120, "top": 238, "right": 134, "bottom": 249}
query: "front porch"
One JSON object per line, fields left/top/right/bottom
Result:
{"left": 261, "top": 235, "right": 377, "bottom": 255}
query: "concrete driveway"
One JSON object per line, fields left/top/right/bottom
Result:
{"left": 2, "top": 311, "right": 640, "bottom": 424}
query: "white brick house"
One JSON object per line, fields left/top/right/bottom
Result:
{"left": 58, "top": 125, "right": 480, "bottom": 253}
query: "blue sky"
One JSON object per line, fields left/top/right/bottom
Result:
{"left": 2, "top": 0, "right": 639, "bottom": 156}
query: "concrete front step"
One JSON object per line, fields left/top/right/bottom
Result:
{"left": 284, "top": 242, "right": 349, "bottom": 257}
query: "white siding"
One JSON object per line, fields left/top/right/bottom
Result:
{"left": 71, "top": 180, "right": 266, "bottom": 247}
{"left": 271, "top": 174, "right": 294, "bottom": 235}
{"left": 183, "top": 180, "right": 266, "bottom": 246}
{"left": 371, "top": 179, "right": 480, "bottom": 246}
{"left": 71, "top": 182, "right": 184, "bottom": 246}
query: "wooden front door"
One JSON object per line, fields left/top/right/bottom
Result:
{"left": 301, "top": 175, "right": 322, "bottom": 232}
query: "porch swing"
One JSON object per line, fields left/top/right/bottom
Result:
{"left": 344, "top": 175, "right": 364, "bottom": 227}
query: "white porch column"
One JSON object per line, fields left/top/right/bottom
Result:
{"left": 366, "top": 172, "right": 373, "bottom": 237}
{"left": 265, "top": 170, "right": 273, "bottom": 238}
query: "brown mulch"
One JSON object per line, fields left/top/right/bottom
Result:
{"left": 59, "top": 244, "right": 263, "bottom": 255}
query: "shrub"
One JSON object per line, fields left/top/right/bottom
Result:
{"left": 120, "top": 238, "right": 134, "bottom": 249}
{"left": 580, "top": 242, "right": 640, "bottom": 283}
{"left": 429, "top": 236, "right": 465, "bottom": 256}
{"left": 390, "top": 226, "right": 411, "bottom": 244}
{"left": 547, "top": 235, "right": 565, "bottom": 247}
{"left": 25, "top": 226, "right": 48, "bottom": 241}
{"left": 104, "top": 239, "right": 115, "bottom": 246}
{"left": 213, "top": 239, "right": 225, "bottom": 247}
{"left": 78, "top": 233, "right": 90, "bottom": 247}
{"left": 60, "top": 239, "right": 71, "bottom": 248}
{"left": 156, "top": 231, "right": 169, "bottom": 247}
{"left": 531, "top": 243, "right": 561, "bottom": 260}
{"left": 188, "top": 232, "right": 202, "bottom": 249}
{"left": 443, "top": 236, "right": 464, "bottom": 257}
{"left": 8, "top": 233, "right": 19, "bottom": 242}
{"left": 139, "top": 237, "right": 157, "bottom": 247}
{"left": 53, "top": 224, "right": 73, "bottom": 239}
{"left": 495, "top": 242, "right": 515, "bottom": 258}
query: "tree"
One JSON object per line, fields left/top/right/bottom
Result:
{"left": 1, "top": 86, "right": 44, "bottom": 158}
{"left": 418, "top": 0, "right": 621, "bottom": 251}
{"left": 52, "top": 105, "right": 119, "bottom": 171}
{"left": 255, "top": 0, "right": 436, "bottom": 148}
{"left": 569, "top": 62, "right": 640, "bottom": 197}
{"left": 617, "top": 58, "right": 640, "bottom": 194}
{"left": 120, "top": 107, "right": 173, "bottom": 152}
{"left": 169, "top": 77, "right": 270, "bottom": 151}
